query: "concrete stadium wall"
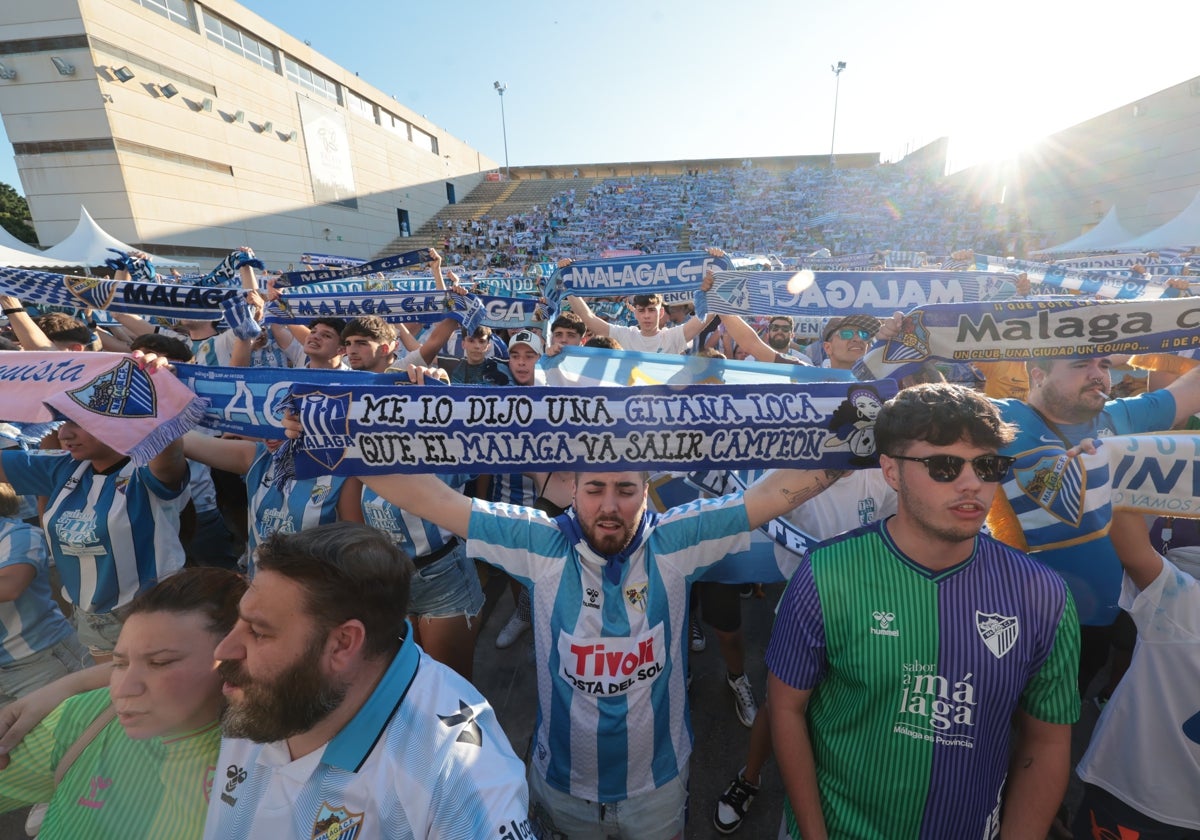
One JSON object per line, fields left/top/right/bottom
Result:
{"left": 0, "top": 0, "right": 498, "bottom": 265}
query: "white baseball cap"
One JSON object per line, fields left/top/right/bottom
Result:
{"left": 507, "top": 329, "right": 545, "bottom": 356}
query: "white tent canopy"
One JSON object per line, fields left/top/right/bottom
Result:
{"left": 0, "top": 241, "right": 77, "bottom": 268}
{"left": 0, "top": 223, "right": 47, "bottom": 257}
{"left": 1033, "top": 206, "right": 1134, "bottom": 255}
{"left": 37, "top": 207, "right": 198, "bottom": 268}
{"left": 1115, "top": 191, "right": 1200, "bottom": 251}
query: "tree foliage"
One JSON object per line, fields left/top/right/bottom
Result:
{"left": 0, "top": 182, "right": 38, "bottom": 245}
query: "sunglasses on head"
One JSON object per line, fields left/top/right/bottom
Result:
{"left": 833, "top": 328, "right": 872, "bottom": 341}
{"left": 888, "top": 453, "right": 1016, "bottom": 483}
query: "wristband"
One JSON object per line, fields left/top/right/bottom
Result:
{"left": 1, "top": 307, "right": 25, "bottom": 315}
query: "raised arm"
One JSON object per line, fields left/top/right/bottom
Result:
{"left": 182, "top": 431, "right": 260, "bottom": 476}
{"left": 565, "top": 294, "right": 611, "bottom": 337}
{"left": 1107, "top": 508, "right": 1164, "bottom": 590}
{"left": 1164, "top": 362, "right": 1200, "bottom": 427}
{"left": 0, "top": 295, "right": 53, "bottom": 351}
{"left": 715, "top": 313, "right": 777, "bottom": 363}
{"left": 742, "top": 468, "right": 845, "bottom": 530}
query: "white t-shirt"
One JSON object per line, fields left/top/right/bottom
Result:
{"left": 607, "top": 323, "right": 689, "bottom": 355}
{"left": 1075, "top": 557, "right": 1200, "bottom": 829}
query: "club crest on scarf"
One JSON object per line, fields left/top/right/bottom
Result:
{"left": 63, "top": 275, "right": 120, "bottom": 310}
{"left": 66, "top": 357, "right": 157, "bottom": 419}
{"left": 885, "top": 310, "right": 932, "bottom": 363}
{"left": 1015, "top": 451, "right": 1086, "bottom": 527}
{"left": 976, "top": 611, "right": 1019, "bottom": 659}
{"left": 297, "top": 391, "right": 353, "bottom": 471}
{"left": 310, "top": 802, "right": 364, "bottom": 840}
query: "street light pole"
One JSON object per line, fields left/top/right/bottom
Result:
{"left": 493, "top": 80, "right": 510, "bottom": 180}
{"left": 829, "top": 61, "right": 846, "bottom": 168}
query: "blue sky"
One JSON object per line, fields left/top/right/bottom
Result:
{"left": 2, "top": 0, "right": 1198, "bottom": 196}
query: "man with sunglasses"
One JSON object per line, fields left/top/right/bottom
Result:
{"left": 767, "top": 383, "right": 1080, "bottom": 840}
{"left": 819, "top": 314, "right": 882, "bottom": 370}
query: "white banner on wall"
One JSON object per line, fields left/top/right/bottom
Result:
{"left": 298, "top": 95, "right": 357, "bottom": 203}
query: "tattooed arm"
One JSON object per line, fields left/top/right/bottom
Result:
{"left": 742, "top": 468, "right": 845, "bottom": 531}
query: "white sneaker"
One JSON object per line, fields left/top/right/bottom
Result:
{"left": 727, "top": 672, "right": 758, "bottom": 728}
{"left": 495, "top": 610, "right": 531, "bottom": 649}
{"left": 25, "top": 802, "right": 49, "bottom": 837}
{"left": 689, "top": 618, "right": 707, "bottom": 652}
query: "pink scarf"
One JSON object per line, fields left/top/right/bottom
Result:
{"left": 0, "top": 351, "right": 206, "bottom": 464}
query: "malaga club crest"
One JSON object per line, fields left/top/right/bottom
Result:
{"left": 310, "top": 802, "right": 364, "bottom": 840}
{"left": 882, "top": 310, "right": 931, "bottom": 363}
{"left": 976, "top": 611, "right": 1019, "bottom": 659}
{"left": 1016, "top": 452, "right": 1085, "bottom": 526}
{"left": 67, "top": 357, "right": 156, "bottom": 418}
{"left": 299, "top": 391, "right": 353, "bottom": 472}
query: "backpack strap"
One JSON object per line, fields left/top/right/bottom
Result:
{"left": 54, "top": 703, "right": 116, "bottom": 786}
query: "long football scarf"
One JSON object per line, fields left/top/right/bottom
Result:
{"left": 0, "top": 267, "right": 243, "bottom": 320}
{"left": 283, "top": 378, "right": 898, "bottom": 478}
{"left": 855, "top": 297, "right": 1200, "bottom": 381}
{"left": 0, "top": 352, "right": 205, "bottom": 463}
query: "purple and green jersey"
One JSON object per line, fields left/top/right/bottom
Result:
{"left": 767, "top": 520, "right": 1080, "bottom": 840}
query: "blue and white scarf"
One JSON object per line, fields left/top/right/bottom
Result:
{"left": 194, "top": 249, "right": 265, "bottom": 288}
{"left": 542, "top": 345, "right": 853, "bottom": 387}
{"left": 264, "top": 288, "right": 485, "bottom": 333}
{"left": 974, "top": 254, "right": 1168, "bottom": 299}
{"left": 0, "top": 267, "right": 243, "bottom": 320}
{"left": 695, "top": 270, "right": 1014, "bottom": 319}
{"left": 276, "top": 248, "right": 431, "bottom": 287}
{"left": 103, "top": 249, "right": 156, "bottom": 282}
{"left": 548, "top": 251, "right": 732, "bottom": 304}
{"left": 282, "top": 378, "right": 898, "bottom": 478}
{"left": 855, "top": 297, "right": 1200, "bottom": 381}
{"left": 175, "top": 363, "right": 413, "bottom": 439}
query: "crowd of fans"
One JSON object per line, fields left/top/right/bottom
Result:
{"left": 432, "top": 160, "right": 1032, "bottom": 273}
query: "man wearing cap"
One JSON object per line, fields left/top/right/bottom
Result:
{"left": 506, "top": 329, "right": 544, "bottom": 386}
{"left": 818, "top": 314, "right": 882, "bottom": 370}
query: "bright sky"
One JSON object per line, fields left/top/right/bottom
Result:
{"left": 1, "top": 0, "right": 1198, "bottom": 196}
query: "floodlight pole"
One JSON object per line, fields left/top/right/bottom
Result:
{"left": 830, "top": 61, "right": 846, "bottom": 168}
{"left": 493, "top": 81, "right": 510, "bottom": 180}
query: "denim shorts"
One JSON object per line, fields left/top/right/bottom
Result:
{"left": 408, "top": 543, "right": 485, "bottom": 620}
{"left": 528, "top": 763, "right": 688, "bottom": 840}
{"left": 71, "top": 607, "right": 125, "bottom": 656}
{"left": 0, "top": 634, "right": 94, "bottom": 704}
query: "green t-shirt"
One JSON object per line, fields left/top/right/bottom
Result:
{"left": 0, "top": 687, "right": 220, "bottom": 839}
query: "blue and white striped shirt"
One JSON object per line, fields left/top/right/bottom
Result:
{"left": 244, "top": 444, "right": 347, "bottom": 570}
{"left": 1, "top": 451, "right": 189, "bottom": 613}
{"left": 467, "top": 494, "right": 751, "bottom": 802}
{"left": 0, "top": 517, "right": 74, "bottom": 666}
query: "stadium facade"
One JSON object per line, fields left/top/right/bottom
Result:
{"left": 0, "top": 0, "right": 498, "bottom": 266}
{"left": 955, "top": 74, "right": 1200, "bottom": 250}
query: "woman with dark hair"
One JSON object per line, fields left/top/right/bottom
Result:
{"left": 0, "top": 567, "right": 246, "bottom": 838}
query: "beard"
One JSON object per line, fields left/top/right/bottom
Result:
{"left": 580, "top": 515, "right": 637, "bottom": 555}
{"left": 767, "top": 334, "right": 790, "bottom": 351}
{"left": 218, "top": 636, "right": 347, "bottom": 743}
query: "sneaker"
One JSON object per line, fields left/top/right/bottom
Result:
{"left": 689, "top": 618, "right": 706, "bottom": 652}
{"left": 713, "top": 769, "right": 759, "bottom": 834}
{"left": 495, "top": 610, "right": 531, "bottom": 649}
{"left": 727, "top": 672, "right": 758, "bottom": 727}
{"left": 25, "top": 802, "right": 49, "bottom": 837}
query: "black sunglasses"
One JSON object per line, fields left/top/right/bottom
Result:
{"left": 888, "top": 453, "right": 1015, "bottom": 483}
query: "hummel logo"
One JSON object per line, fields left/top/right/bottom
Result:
{"left": 439, "top": 700, "right": 483, "bottom": 747}
{"left": 871, "top": 610, "right": 899, "bottom": 637}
